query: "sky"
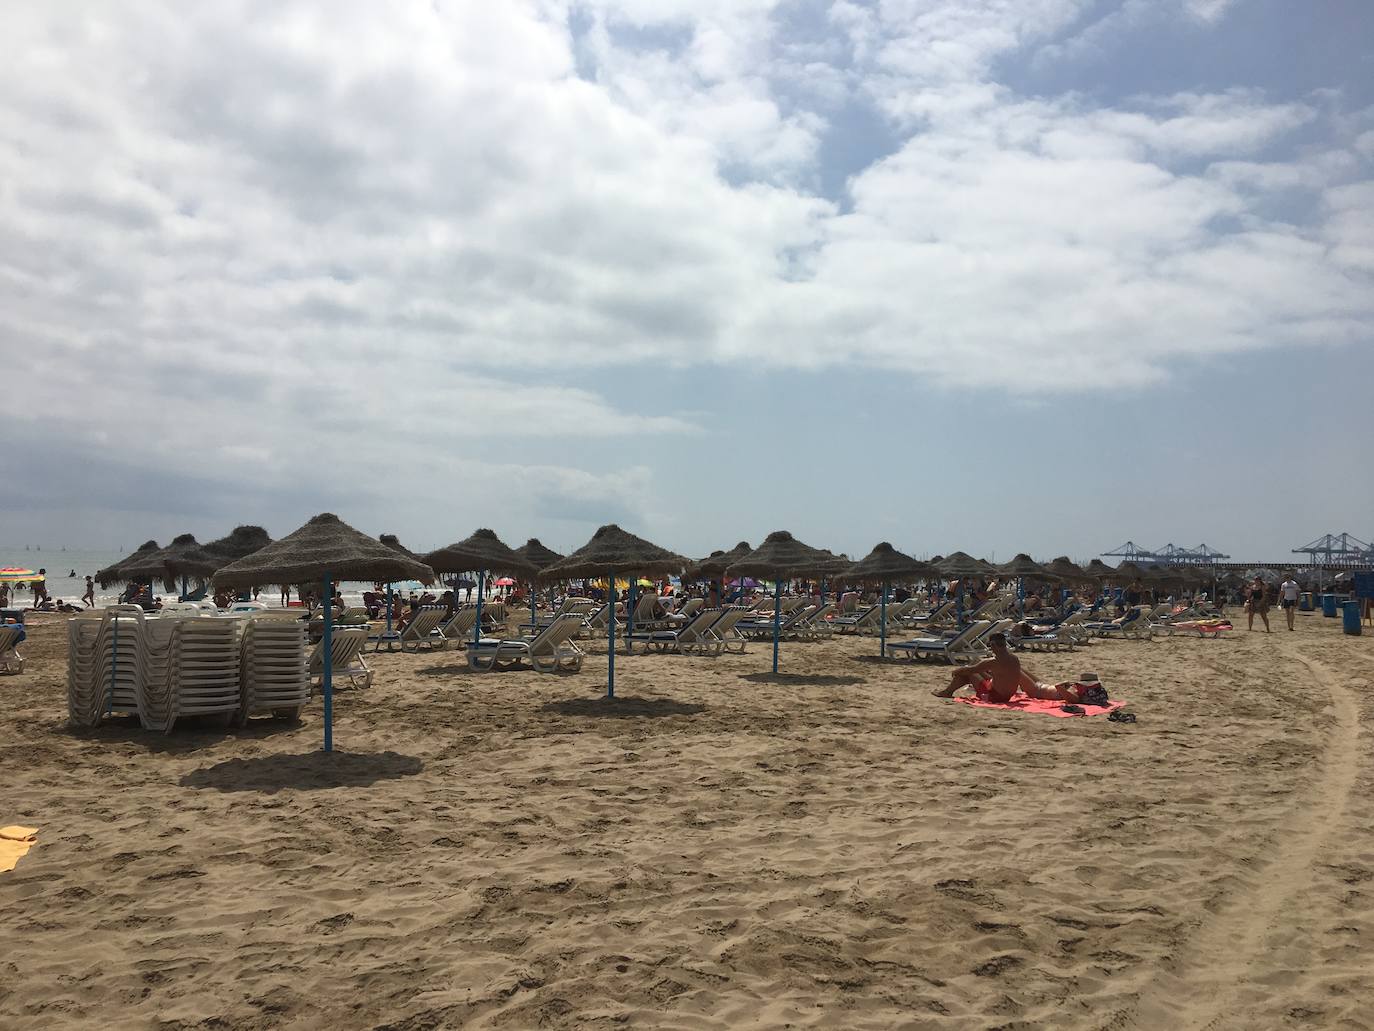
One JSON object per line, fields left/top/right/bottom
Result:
{"left": 2, "top": 0, "right": 1372, "bottom": 564}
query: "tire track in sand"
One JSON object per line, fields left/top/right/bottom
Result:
{"left": 1125, "top": 639, "right": 1361, "bottom": 1030}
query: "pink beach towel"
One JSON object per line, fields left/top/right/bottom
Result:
{"left": 954, "top": 693, "right": 1127, "bottom": 718}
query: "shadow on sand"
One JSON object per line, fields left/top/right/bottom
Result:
{"left": 180, "top": 750, "right": 424, "bottom": 793}
{"left": 741, "top": 672, "right": 866, "bottom": 687}
{"left": 62, "top": 713, "right": 304, "bottom": 756}
{"left": 541, "top": 696, "right": 705, "bottom": 719}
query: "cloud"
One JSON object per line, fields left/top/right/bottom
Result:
{"left": 0, "top": 0, "right": 1369, "bottom": 423}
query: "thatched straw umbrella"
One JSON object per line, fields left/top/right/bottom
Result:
{"left": 205, "top": 526, "right": 272, "bottom": 563}
{"left": 374, "top": 534, "right": 423, "bottom": 641}
{"left": 841, "top": 543, "right": 936, "bottom": 657}
{"left": 998, "top": 553, "right": 1058, "bottom": 615}
{"left": 727, "top": 531, "right": 839, "bottom": 675}
{"left": 1113, "top": 561, "right": 1146, "bottom": 582}
{"left": 424, "top": 530, "right": 537, "bottom": 649}
{"left": 540, "top": 525, "right": 687, "bottom": 698}
{"left": 1082, "top": 558, "right": 1118, "bottom": 582}
{"left": 214, "top": 513, "right": 434, "bottom": 751}
{"left": 121, "top": 534, "right": 220, "bottom": 598}
{"left": 1046, "top": 556, "right": 1086, "bottom": 582}
{"left": 513, "top": 538, "right": 565, "bottom": 625}
{"left": 684, "top": 542, "right": 752, "bottom": 584}
{"left": 937, "top": 552, "right": 995, "bottom": 623}
{"left": 95, "top": 540, "right": 160, "bottom": 592}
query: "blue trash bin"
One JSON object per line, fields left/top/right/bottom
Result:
{"left": 1299, "top": 592, "right": 1313, "bottom": 611}
{"left": 1321, "top": 594, "right": 1338, "bottom": 618}
{"left": 1343, "top": 601, "right": 1362, "bottom": 635}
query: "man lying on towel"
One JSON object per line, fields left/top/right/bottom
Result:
{"left": 931, "top": 632, "right": 1089, "bottom": 704}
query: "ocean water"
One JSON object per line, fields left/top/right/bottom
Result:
{"left": 0, "top": 547, "right": 443, "bottom": 609}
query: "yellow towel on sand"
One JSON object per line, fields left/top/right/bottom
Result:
{"left": 0, "top": 825, "right": 38, "bottom": 873}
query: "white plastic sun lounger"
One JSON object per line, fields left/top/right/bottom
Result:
{"left": 468, "top": 614, "right": 586, "bottom": 673}
{"left": 398, "top": 607, "right": 448, "bottom": 651}
{"left": 623, "top": 608, "right": 724, "bottom": 655}
{"left": 831, "top": 605, "right": 882, "bottom": 635}
{"left": 888, "top": 619, "right": 1011, "bottom": 664}
{"left": 309, "top": 628, "right": 373, "bottom": 690}
{"left": 703, "top": 607, "right": 749, "bottom": 654}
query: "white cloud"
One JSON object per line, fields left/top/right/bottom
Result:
{"left": 0, "top": 0, "right": 1369, "bottom": 422}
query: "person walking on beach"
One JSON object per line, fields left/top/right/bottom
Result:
{"left": 1278, "top": 574, "right": 1300, "bottom": 631}
{"left": 82, "top": 576, "right": 95, "bottom": 608}
{"left": 1246, "top": 576, "right": 1271, "bottom": 632}
{"left": 32, "top": 571, "right": 47, "bottom": 606}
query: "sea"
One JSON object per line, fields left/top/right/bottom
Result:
{"left": 0, "top": 546, "right": 437, "bottom": 609}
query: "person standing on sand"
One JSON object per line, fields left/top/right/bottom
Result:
{"left": 82, "top": 576, "right": 95, "bottom": 607}
{"left": 32, "top": 571, "right": 47, "bottom": 606}
{"left": 1246, "top": 576, "right": 1271, "bottom": 632}
{"left": 1278, "top": 574, "right": 1300, "bottom": 631}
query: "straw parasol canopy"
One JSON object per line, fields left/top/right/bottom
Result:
{"left": 685, "top": 541, "right": 753, "bottom": 581}
{"left": 121, "top": 534, "right": 221, "bottom": 592}
{"left": 937, "top": 551, "right": 994, "bottom": 578}
{"left": 204, "top": 525, "right": 272, "bottom": 563}
{"left": 999, "top": 553, "right": 1056, "bottom": 580}
{"left": 96, "top": 540, "right": 160, "bottom": 588}
{"left": 1082, "top": 558, "right": 1118, "bottom": 581}
{"left": 541, "top": 524, "right": 687, "bottom": 579}
{"left": 514, "top": 539, "right": 565, "bottom": 582}
{"left": 378, "top": 533, "right": 422, "bottom": 561}
{"left": 1045, "top": 556, "right": 1086, "bottom": 581}
{"left": 841, "top": 543, "right": 937, "bottom": 583}
{"left": 726, "top": 531, "right": 839, "bottom": 579}
{"left": 1113, "top": 561, "right": 1147, "bottom": 582}
{"left": 213, "top": 513, "right": 435, "bottom": 589}
{"left": 423, "top": 529, "right": 537, "bottom": 577}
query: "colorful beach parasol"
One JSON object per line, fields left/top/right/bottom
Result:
{"left": 0, "top": 569, "right": 42, "bottom": 584}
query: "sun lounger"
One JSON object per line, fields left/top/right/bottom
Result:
{"left": 468, "top": 614, "right": 586, "bottom": 673}
{"left": 1087, "top": 607, "right": 1153, "bottom": 640}
{"left": 888, "top": 619, "right": 1012, "bottom": 664}
{"left": 519, "top": 597, "right": 596, "bottom": 633}
{"left": 398, "top": 607, "right": 448, "bottom": 651}
{"left": 702, "top": 607, "right": 749, "bottom": 654}
{"left": 309, "top": 628, "right": 373, "bottom": 690}
{"left": 0, "top": 625, "right": 24, "bottom": 674}
{"left": 796, "top": 603, "right": 837, "bottom": 640}
{"left": 438, "top": 607, "right": 478, "bottom": 647}
{"left": 736, "top": 605, "right": 814, "bottom": 640}
{"left": 623, "top": 608, "right": 724, "bottom": 655}
{"left": 902, "top": 599, "right": 955, "bottom": 628}
{"left": 831, "top": 604, "right": 882, "bottom": 635}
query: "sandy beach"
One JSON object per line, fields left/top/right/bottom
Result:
{"left": 2, "top": 610, "right": 1372, "bottom": 1029}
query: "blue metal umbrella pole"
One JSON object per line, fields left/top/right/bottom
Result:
{"left": 322, "top": 573, "right": 334, "bottom": 753}
{"left": 627, "top": 580, "right": 636, "bottom": 643}
{"left": 607, "top": 576, "right": 616, "bottom": 698}
{"left": 880, "top": 580, "right": 888, "bottom": 658}
{"left": 1018, "top": 577, "right": 1025, "bottom": 618}
{"left": 771, "top": 576, "right": 783, "bottom": 675}
{"left": 819, "top": 579, "right": 827, "bottom": 605}
{"left": 473, "top": 570, "right": 485, "bottom": 650}
{"left": 956, "top": 580, "right": 965, "bottom": 626}
{"left": 180, "top": 574, "right": 188, "bottom": 602}
{"left": 529, "top": 579, "right": 537, "bottom": 630}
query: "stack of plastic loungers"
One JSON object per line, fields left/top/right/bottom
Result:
{"left": 137, "top": 615, "right": 182, "bottom": 731}
{"left": 165, "top": 618, "right": 240, "bottom": 731}
{"left": 67, "top": 606, "right": 146, "bottom": 728}
{"left": 239, "top": 613, "right": 309, "bottom": 723}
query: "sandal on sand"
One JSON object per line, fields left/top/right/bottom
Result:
{"left": 1108, "top": 710, "right": 1137, "bottom": 724}
{"left": 1060, "top": 704, "right": 1084, "bottom": 714}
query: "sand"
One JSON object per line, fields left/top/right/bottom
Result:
{"left": 1, "top": 608, "right": 1372, "bottom": 1029}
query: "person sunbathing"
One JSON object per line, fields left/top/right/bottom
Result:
{"left": 932, "top": 632, "right": 1093, "bottom": 704}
